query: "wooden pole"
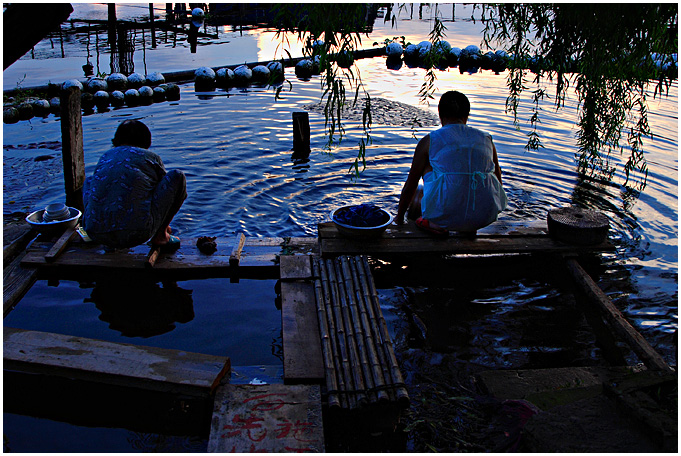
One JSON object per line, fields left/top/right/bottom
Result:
{"left": 149, "top": 4, "right": 157, "bottom": 48}
{"left": 312, "top": 259, "right": 341, "bottom": 409}
{"left": 292, "top": 112, "right": 310, "bottom": 158}
{"left": 564, "top": 257, "right": 673, "bottom": 372}
{"left": 60, "top": 86, "right": 85, "bottom": 211}
{"left": 108, "top": 3, "right": 117, "bottom": 50}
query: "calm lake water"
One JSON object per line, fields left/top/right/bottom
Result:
{"left": 3, "top": 4, "right": 678, "bottom": 452}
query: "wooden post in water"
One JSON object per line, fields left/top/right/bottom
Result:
{"left": 149, "top": 3, "right": 157, "bottom": 48}
{"left": 292, "top": 112, "right": 311, "bottom": 158}
{"left": 107, "top": 3, "right": 117, "bottom": 50}
{"left": 60, "top": 86, "right": 85, "bottom": 211}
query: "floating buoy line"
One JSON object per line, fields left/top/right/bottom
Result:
{"left": 4, "top": 40, "right": 677, "bottom": 124}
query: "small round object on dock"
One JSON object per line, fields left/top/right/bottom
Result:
{"left": 86, "top": 77, "right": 108, "bottom": 93}
{"left": 94, "top": 91, "right": 109, "bottom": 111}
{"left": 547, "top": 206, "right": 609, "bottom": 245}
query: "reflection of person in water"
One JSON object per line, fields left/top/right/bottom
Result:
{"left": 87, "top": 280, "right": 194, "bottom": 338}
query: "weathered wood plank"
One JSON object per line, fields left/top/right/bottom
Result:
{"left": 3, "top": 253, "right": 38, "bottom": 318}
{"left": 45, "top": 227, "right": 79, "bottom": 262}
{"left": 3, "top": 327, "right": 231, "bottom": 397}
{"left": 318, "top": 220, "right": 613, "bottom": 257}
{"left": 564, "top": 258, "right": 673, "bottom": 372}
{"left": 21, "top": 236, "right": 278, "bottom": 275}
{"left": 230, "top": 232, "right": 247, "bottom": 267}
{"left": 280, "top": 255, "right": 312, "bottom": 280}
{"left": 281, "top": 281, "right": 324, "bottom": 383}
{"left": 318, "top": 219, "right": 550, "bottom": 240}
{"left": 208, "top": 384, "right": 324, "bottom": 453}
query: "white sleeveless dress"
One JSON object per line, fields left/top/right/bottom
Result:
{"left": 421, "top": 124, "right": 507, "bottom": 231}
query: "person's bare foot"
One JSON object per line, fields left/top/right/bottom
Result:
{"left": 151, "top": 225, "right": 173, "bottom": 245}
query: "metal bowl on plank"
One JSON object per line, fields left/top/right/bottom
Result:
{"left": 331, "top": 205, "right": 393, "bottom": 238}
{"left": 26, "top": 207, "right": 81, "bottom": 235}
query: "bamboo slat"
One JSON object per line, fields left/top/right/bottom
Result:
{"left": 325, "top": 258, "right": 358, "bottom": 409}
{"left": 333, "top": 258, "right": 367, "bottom": 406}
{"left": 312, "top": 259, "right": 341, "bottom": 409}
{"left": 360, "top": 256, "right": 410, "bottom": 405}
{"left": 318, "top": 259, "right": 349, "bottom": 409}
{"left": 339, "top": 256, "right": 378, "bottom": 403}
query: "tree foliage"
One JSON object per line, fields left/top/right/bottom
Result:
{"left": 478, "top": 3, "right": 677, "bottom": 187}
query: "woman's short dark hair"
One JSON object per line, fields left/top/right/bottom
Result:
{"left": 438, "top": 91, "right": 470, "bottom": 121}
{"left": 112, "top": 119, "right": 152, "bottom": 149}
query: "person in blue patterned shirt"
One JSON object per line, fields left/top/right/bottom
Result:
{"left": 83, "top": 120, "right": 186, "bottom": 249}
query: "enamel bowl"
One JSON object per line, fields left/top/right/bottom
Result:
{"left": 331, "top": 205, "right": 393, "bottom": 238}
{"left": 26, "top": 207, "right": 81, "bottom": 235}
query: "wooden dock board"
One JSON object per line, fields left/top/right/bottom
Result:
{"left": 208, "top": 383, "right": 324, "bottom": 453}
{"left": 318, "top": 221, "right": 614, "bottom": 257}
{"left": 4, "top": 253, "right": 38, "bottom": 317}
{"left": 20, "top": 236, "right": 285, "bottom": 279}
{"left": 4, "top": 327, "right": 230, "bottom": 397}
{"left": 280, "top": 256, "right": 324, "bottom": 384}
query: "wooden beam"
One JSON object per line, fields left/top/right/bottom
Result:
{"left": 564, "top": 258, "right": 673, "bottom": 372}
{"left": 3, "top": 254, "right": 38, "bottom": 318}
{"left": 281, "top": 280, "right": 324, "bottom": 383}
{"left": 4, "top": 327, "right": 231, "bottom": 397}
{"left": 45, "top": 227, "right": 79, "bottom": 262}
{"left": 208, "top": 384, "right": 324, "bottom": 452}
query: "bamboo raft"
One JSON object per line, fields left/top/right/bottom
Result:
{"left": 312, "top": 255, "right": 409, "bottom": 410}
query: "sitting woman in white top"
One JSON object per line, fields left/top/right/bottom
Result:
{"left": 396, "top": 90, "right": 507, "bottom": 235}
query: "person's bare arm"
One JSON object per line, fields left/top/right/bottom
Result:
{"left": 492, "top": 141, "right": 503, "bottom": 184}
{"left": 396, "top": 135, "right": 430, "bottom": 224}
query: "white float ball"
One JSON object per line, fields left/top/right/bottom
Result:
{"left": 110, "top": 90, "right": 125, "bottom": 107}
{"left": 216, "top": 67, "right": 235, "bottom": 85}
{"left": 464, "top": 44, "right": 480, "bottom": 55}
{"left": 251, "top": 65, "right": 270, "bottom": 83}
{"left": 127, "top": 72, "right": 145, "bottom": 89}
{"left": 386, "top": 41, "right": 403, "bottom": 57}
{"left": 124, "top": 88, "right": 140, "bottom": 106}
{"left": 404, "top": 44, "right": 419, "bottom": 59}
{"left": 145, "top": 72, "right": 165, "bottom": 86}
{"left": 417, "top": 41, "right": 432, "bottom": 58}
{"left": 106, "top": 72, "right": 128, "bottom": 91}
{"left": 234, "top": 64, "right": 253, "bottom": 84}
{"left": 63, "top": 79, "right": 83, "bottom": 91}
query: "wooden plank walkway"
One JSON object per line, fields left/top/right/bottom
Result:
{"left": 19, "top": 236, "right": 317, "bottom": 280}
{"left": 318, "top": 220, "right": 615, "bottom": 257}
{"left": 280, "top": 255, "right": 324, "bottom": 384}
{"left": 208, "top": 383, "right": 324, "bottom": 453}
{"left": 4, "top": 327, "right": 230, "bottom": 397}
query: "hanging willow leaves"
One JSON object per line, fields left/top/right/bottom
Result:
{"left": 271, "top": 4, "right": 375, "bottom": 176}
{"left": 479, "top": 3, "right": 677, "bottom": 188}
